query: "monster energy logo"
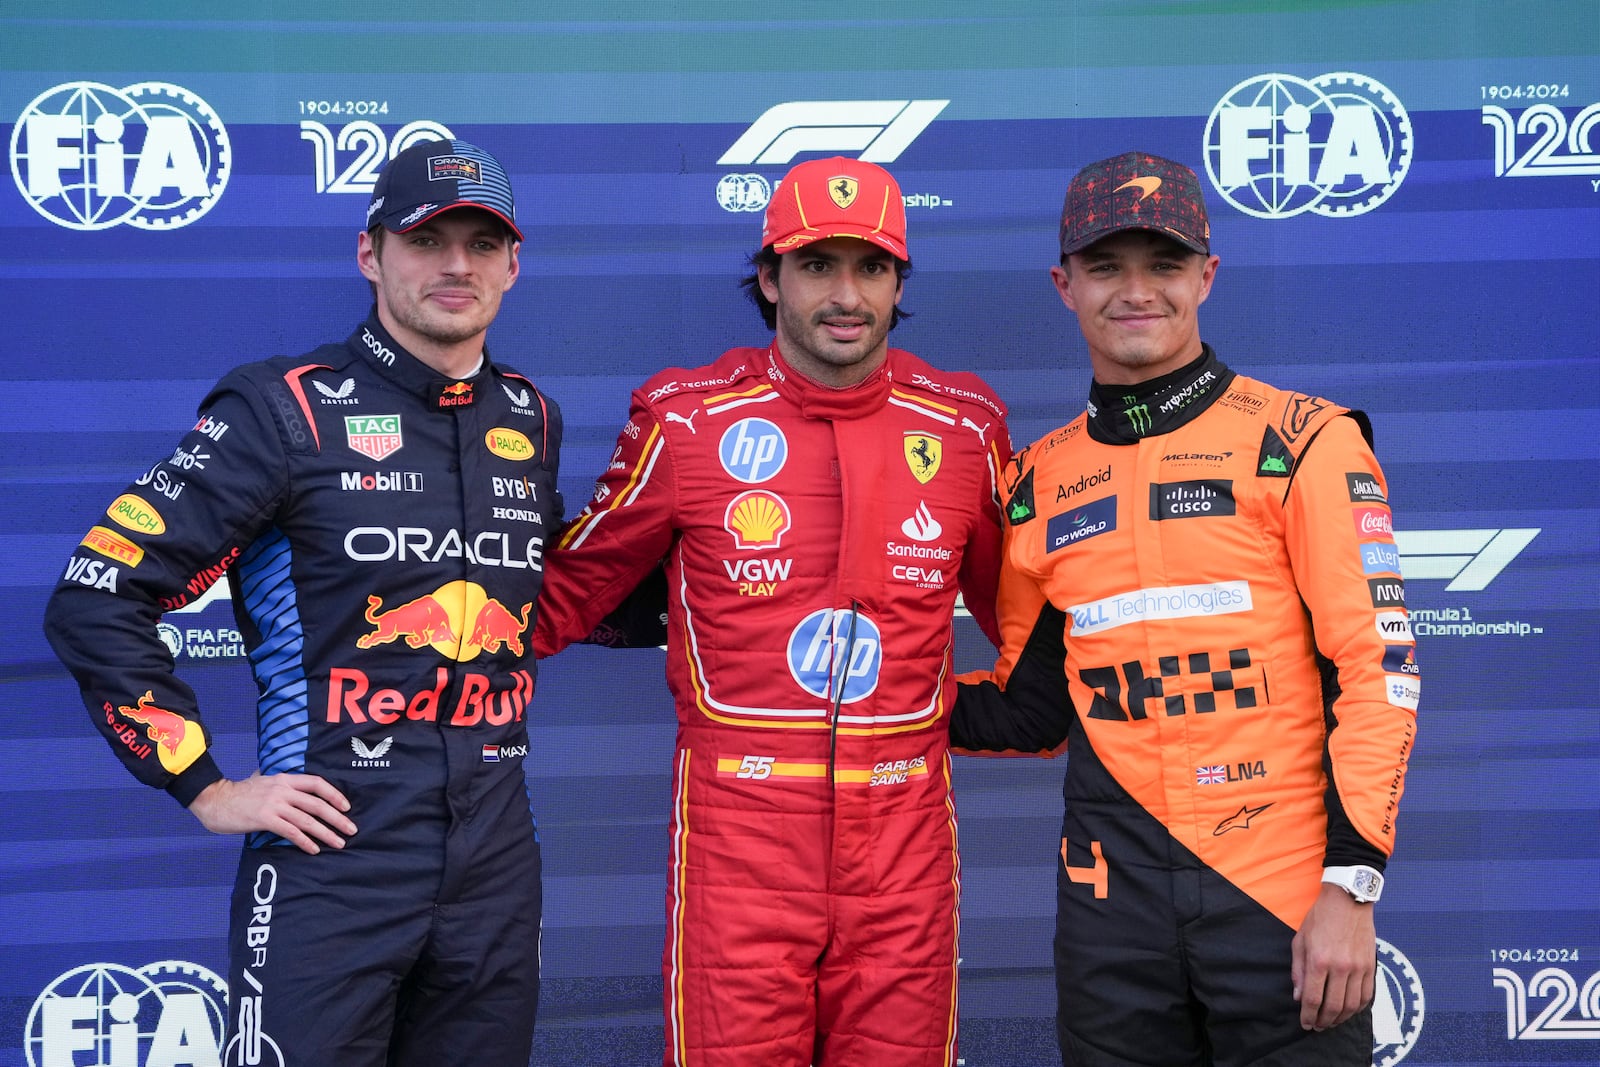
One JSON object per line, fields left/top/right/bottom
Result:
{"left": 1123, "top": 397, "right": 1153, "bottom": 436}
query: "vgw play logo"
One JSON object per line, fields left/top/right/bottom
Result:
{"left": 10, "top": 81, "right": 231, "bottom": 230}
{"left": 1203, "top": 72, "right": 1412, "bottom": 219}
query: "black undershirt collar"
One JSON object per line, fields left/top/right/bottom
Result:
{"left": 1086, "top": 344, "right": 1235, "bottom": 444}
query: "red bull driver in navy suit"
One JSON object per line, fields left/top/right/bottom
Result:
{"left": 45, "top": 139, "right": 560, "bottom": 1066}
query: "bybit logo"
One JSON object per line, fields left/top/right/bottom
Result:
{"left": 11, "top": 81, "right": 231, "bottom": 230}
{"left": 1203, "top": 72, "right": 1412, "bottom": 219}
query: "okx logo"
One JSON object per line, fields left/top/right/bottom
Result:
{"left": 11, "top": 81, "right": 231, "bottom": 230}
{"left": 1204, "top": 72, "right": 1412, "bottom": 219}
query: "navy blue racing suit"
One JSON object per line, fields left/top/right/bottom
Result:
{"left": 44, "top": 312, "right": 561, "bottom": 1066}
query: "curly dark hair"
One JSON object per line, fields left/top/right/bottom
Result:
{"left": 739, "top": 246, "right": 912, "bottom": 331}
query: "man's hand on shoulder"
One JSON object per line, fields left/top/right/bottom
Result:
{"left": 189, "top": 772, "right": 356, "bottom": 855}
{"left": 1291, "top": 882, "right": 1377, "bottom": 1031}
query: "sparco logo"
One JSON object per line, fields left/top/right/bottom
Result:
{"left": 25, "top": 959, "right": 236, "bottom": 1067}
{"left": 11, "top": 81, "right": 231, "bottom": 230}
{"left": 1204, "top": 72, "right": 1412, "bottom": 219}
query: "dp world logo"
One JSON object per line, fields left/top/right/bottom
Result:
{"left": 1203, "top": 72, "right": 1412, "bottom": 219}
{"left": 11, "top": 80, "right": 231, "bottom": 230}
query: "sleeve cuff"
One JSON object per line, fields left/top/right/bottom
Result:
{"left": 166, "top": 752, "right": 225, "bottom": 808}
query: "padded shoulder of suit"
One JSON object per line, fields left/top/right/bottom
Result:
{"left": 1226, "top": 375, "right": 1371, "bottom": 470}
{"left": 891, "top": 350, "right": 1007, "bottom": 421}
{"left": 635, "top": 348, "right": 767, "bottom": 408}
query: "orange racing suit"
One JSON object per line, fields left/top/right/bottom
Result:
{"left": 952, "top": 346, "right": 1417, "bottom": 1065}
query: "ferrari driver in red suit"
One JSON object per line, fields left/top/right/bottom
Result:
{"left": 533, "top": 156, "right": 1011, "bottom": 1067}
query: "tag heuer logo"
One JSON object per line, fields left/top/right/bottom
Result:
{"left": 345, "top": 414, "right": 402, "bottom": 461}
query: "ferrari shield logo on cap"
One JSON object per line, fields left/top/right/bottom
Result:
{"left": 828, "top": 176, "right": 859, "bottom": 209}
{"left": 904, "top": 432, "right": 942, "bottom": 484}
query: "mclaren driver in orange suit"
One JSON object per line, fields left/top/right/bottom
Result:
{"left": 950, "top": 152, "right": 1417, "bottom": 1067}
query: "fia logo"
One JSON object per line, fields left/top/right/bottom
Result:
{"left": 1203, "top": 72, "right": 1412, "bottom": 219}
{"left": 11, "top": 81, "right": 231, "bottom": 230}
{"left": 22, "top": 959, "right": 276, "bottom": 1067}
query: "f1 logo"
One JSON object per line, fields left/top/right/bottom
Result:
{"left": 718, "top": 100, "right": 949, "bottom": 166}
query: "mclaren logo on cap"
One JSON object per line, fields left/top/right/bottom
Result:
{"left": 829, "top": 176, "right": 859, "bottom": 209}
{"left": 1117, "top": 176, "right": 1163, "bottom": 200}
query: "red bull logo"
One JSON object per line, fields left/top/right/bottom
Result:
{"left": 437, "top": 380, "right": 475, "bottom": 409}
{"left": 356, "top": 593, "right": 457, "bottom": 650}
{"left": 468, "top": 599, "right": 533, "bottom": 656}
{"left": 354, "top": 581, "right": 533, "bottom": 661}
{"left": 328, "top": 666, "right": 535, "bottom": 727}
{"left": 115, "top": 691, "right": 206, "bottom": 773}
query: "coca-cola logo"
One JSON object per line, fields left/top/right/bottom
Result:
{"left": 1352, "top": 506, "right": 1394, "bottom": 538}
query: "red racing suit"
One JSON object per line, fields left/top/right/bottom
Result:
{"left": 952, "top": 347, "right": 1418, "bottom": 1065}
{"left": 533, "top": 343, "right": 1009, "bottom": 1067}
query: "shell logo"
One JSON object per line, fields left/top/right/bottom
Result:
{"left": 486, "top": 427, "right": 535, "bottom": 461}
{"left": 108, "top": 493, "right": 166, "bottom": 535}
{"left": 725, "top": 490, "right": 791, "bottom": 550}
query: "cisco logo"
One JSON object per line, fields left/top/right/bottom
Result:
{"left": 11, "top": 81, "right": 231, "bottom": 230}
{"left": 716, "top": 100, "right": 948, "bottom": 214}
{"left": 1203, "top": 72, "right": 1412, "bottom": 219}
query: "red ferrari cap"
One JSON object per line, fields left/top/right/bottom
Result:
{"left": 761, "top": 156, "right": 908, "bottom": 260}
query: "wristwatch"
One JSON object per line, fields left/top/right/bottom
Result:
{"left": 1322, "top": 865, "right": 1384, "bottom": 904}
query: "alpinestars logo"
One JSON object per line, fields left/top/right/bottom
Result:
{"left": 1204, "top": 72, "right": 1412, "bottom": 219}
{"left": 716, "top": 100, "right": 949, "bottom": 214}
{"left": 11, "top": 80, "right": 231, "bottom": 230}
{"left": 1395, "top": 529, "right": 1539, "bottom": 591}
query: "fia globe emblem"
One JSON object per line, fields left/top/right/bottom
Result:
{"left": 10, "top": 81, "right": 231, "bottom": 230}
{"left": 1203, "top": 72, "right": 1412, "bottom": 219}
{"left": 24, "top": 959, "right": 251, "bottom": 1066}
{"left": 1372, "top": 937, "right": 1425, "bottom": 1065}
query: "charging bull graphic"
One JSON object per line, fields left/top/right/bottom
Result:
{"left": 468, "top": 599, "right": 532, "bottom": 656}
{"left": 355, "top": 582, "right": 531, "bottom": 661}
{"left": 356, "top": 594, "right": 457, "bottom": 649}
{"left": 117, "top": 690, "right": 206, "bottom": 773}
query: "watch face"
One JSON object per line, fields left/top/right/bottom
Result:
{"left": 1353, "top": 869, "right": 1381, "bottom": 899}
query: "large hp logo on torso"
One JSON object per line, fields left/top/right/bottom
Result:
{"left": 787, "top": 608, "right": 882, "bottom": 704}
{"left": 1203, "top": 72, "right": 1412, "bottom": 219}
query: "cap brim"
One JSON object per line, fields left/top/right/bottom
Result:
{"left": 1062, "top": 223, "right": 1207, "bottom": 257}
{"left": 384, "top": 201, "right": 524, "bottom": 243}
{"left": 771, "top": 228, "right": 907, "bottom": 261}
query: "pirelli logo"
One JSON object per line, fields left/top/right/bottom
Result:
{"left": 81, "top": 525, "right": 144, "bottom": 566}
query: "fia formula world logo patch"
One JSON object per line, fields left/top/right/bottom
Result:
{"left": 11, "top": 81, "right": 231, "bottom": 230}
{"left": 1203, "top": 72, "right": 1412, "bottom": 219}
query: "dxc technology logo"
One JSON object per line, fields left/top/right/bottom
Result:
{"left": 11, "top": 81, "right": 231, "bottom": 230}
{"left": 716, "top": 100, "right": 947, "bottom": 214}
{"left": 1203, "top": 72, "right": 1412, "bottom": 219}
